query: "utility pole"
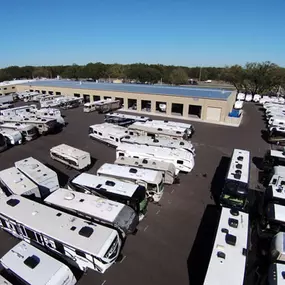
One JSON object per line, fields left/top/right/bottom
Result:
{"left": 199, "top": 66, "right": 202, "bottom": 82}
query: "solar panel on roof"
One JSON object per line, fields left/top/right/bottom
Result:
{"left": 20, "top": 80, "right": 232, "bottom": 100}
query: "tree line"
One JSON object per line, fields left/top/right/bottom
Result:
{"left": 0, "top": 61, "right": 284, "bottom": 94}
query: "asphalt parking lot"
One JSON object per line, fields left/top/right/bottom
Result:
{"left": 0, "top": 102, "right": 269, "bottom": 285}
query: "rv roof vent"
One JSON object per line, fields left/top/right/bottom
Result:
{"left": 236, "top": 164, "right": 242, "bottom": 169}
{"left": 79, "top": 226, "right": 94, "bottom": 238}
{"left": 176, "top": 131, "right": 182, "bottom": 134}
{"left": 221, "top": 228, "right": 228, "bottom": 234}
{"left": 129, "top": 168, "right": 138, "bottom": 174}
{"left": 105, "top": 180, "right": 115, "bottom": 187}
{"left": 237, "top": 156, "right": 244, "bottom": 161}
{"left": 158, "top": 128, "right": 162, "bottom": 131}
{"left": 124, "top": 136, "right": 130, "bottom": 139}
{"left": 64, "top": 193, "right": 75, "bottom": 200}
{"left": 142, "top": 159, "right": 148, "bottom": 164}
{"left": 180, "top": 142, "right": 185, "bottom": 145}
{"left": 233, "top": 173, "right": 241, "bottom": 179}
{"left": 228, "top": 218, "right": 238, "bottom": 228}
{"left": 225, "top": 233, "right": 237, "bottom": 246}
{"left": 153, "top": 139, "right": 159, "bottom": 143}
{"left": 235, "top": 170, "right": 242, "bottom": 175}
{"left": 217, "top": 251, "right": 226, "bottom": 259}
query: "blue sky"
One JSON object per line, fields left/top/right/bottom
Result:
{"left": 1, "top": 0, "right": 284, "bottom": 67}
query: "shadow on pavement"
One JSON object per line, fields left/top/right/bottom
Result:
{"left": 210, "top": 156, "right": 230, "bottom": 205}
{"left": 45, "top": 163, "right": 70, "bottom": 186}
{"left": 187, "top": 204, "right": 220, "bottom": 285}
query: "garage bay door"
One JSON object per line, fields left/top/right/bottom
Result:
{"left": 206, "top": 107, "right": 221, "bottom": 121}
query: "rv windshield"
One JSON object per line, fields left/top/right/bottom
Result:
{"left": 158, "top": 180, "right": 164, "bottom": 192}
{"left": 223, "top": 180, "right": 248, "bottom": 197}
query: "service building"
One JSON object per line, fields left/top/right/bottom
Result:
{"left": 15, "top": 80, "right": 238, "bottom": 124}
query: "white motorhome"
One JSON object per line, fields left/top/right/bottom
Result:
{"left": 116, "top": 143, "right": 195, "bottom": 173}
{"left": 59, "top": 97, "right": 82, "bottom": 109}
{"left": 0, "top": 103, "right": 13, "bottom": 111}
{"left": 68, "top": 173, "right": 148, "bottom": 220}
{"left": 115, "top": 156, "right": 177, "bottom": 184}
{"left": 104, "top": 112, "right": 149, "bottom": 126}
{"left": 44, "top": 188, "right": 139, "bottom": 238}
{"left": 0, "top": 105, "right": 37, "bottom": 117}
{"left": 87, "top": 99, "right": 121, "bottom": 114}
{"left": 245, "top": 94, "right": 253, "bottom": 102}
{"left": 40, "top": 95, "right": 65, "bottom": 106}
{"left": 89, "top": 123, "right": 132, "bottom": 147}
{"left": 84, "top": 100, "right": 104, "bottom": 113}
{"left": 0, "top": 241, "right": 77, "bottom": 285}
{"left": 50, "top": 144, "right": 91, "bottom": 170}
{"left": 21, "top": 92, "right": 41, "bottom": 102}
{"left": 271, "top": 232, "right": 285, "bottom": 264}
{"left": 97, "top": 163, "right": 164, "bottom": 202}
{"left": 268, "top": 115, "right": 285, "bottom": 126}
{"left": 0, "top": 195, "right": 122, "bottom": 274}
{"left": 266, "top": 175, "right": 285, "bottom": 206}
{"left": 15, "top": 157, "right": 59, "bottom": 198}
{"left": 0, "top": 167, "right": 41, "bottom": 198}
{"left": 121, "top": 134, "right": 196, "bottom": 155}
{"left": 0, "top": 122, "right": 37, "bottom": 141}
{"left": 0, "top": 129, "right": 22, "bottom": 145}
{"left": 253, "top": 94, "right": 261, "bottom": 103}
{"left": 203, "top": 207, "right": 249, "bottom": 285}
{"left": 268, "top": 263, "right": 285, "bottom": 285}
{"left": 128, "top": 120, "right": 193, "bottom": 140}
{"left": 220, "top": 149, "right": 251, "bottom": 211}
{"left": 0, "top": 116, "right": 57, "bottom": 135}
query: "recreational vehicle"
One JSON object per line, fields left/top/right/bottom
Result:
{"left": 97, "top": 163, "right": 164, "bottom": 202}
{"left": 104, "top": 112, "right": 149, "bottom": 126}
{"left": 0, "top": 241, "right": 77, "bottom": 285}
{"left": 128, "top": 121, "right": 193, "bottom": 140}
{"left": 0, "top": 105, "right": 37, "bottom": 117}
{"left": 268, "top": 263, "right": 285, "bottom": 285}
{"left": 59, "top": 97, "right": 81, "bottom": 109}
{"left": 50, "top": 144, "right": 91, "bottom": 170}
{"left": 219, "top": 149, "right": 251, "bottom": 211}
{"left": 116, "top": 143, "right": 195, "bottom": 173}
{"left": 21, "top": 92, "right": 41, "bottom": 102}
{"left": 121, "top": 134, "right": 196, "bottom": 155}
{"left": 68, "top": 173, "right": 148, "bottom": 220}
{"left": 84, "top": 99, "right": 121, "bottom": 114}
{"left": 0, "top": 122, "right": 37, "bottom": 141}
{"left": 0, "top": 116, "right": 57, "bottom": 135}
{"left": 0, "top": 275, "right": 11, "bottom": 285}
{"left": 44, "top": 188, "right": 139, "bottom": 238}
{"left": 0, "top": 167, "right": 41, "bottom": 198}
{"left": 237, "top": 93, "right": 245, "bottom": 101}
{"left": 40, "top": 95, "right": 65, "bottom": 108}
{"left": 0, "top": 129, "right": 22, "bottom": 145}
{"left": 115, "top": 156, "right": 177, "bottom": 184}
{"left": 89, "top": 123, "right": 132, "bottom": 147}
{"left": 266, "top": 175, "right": 285, "bottom": 206}
{"left": 0, "top": 134, "right": 7, "bottom": 153}
{"left": 15, "top": 157, "right": 59, "bottom": 198}
{"left": 271, "top": 232, "right": 285, "bottom": 264}
{"left": 0, "top": 195, "right": 122, "bottom": 273}
{"left": 203, "top": 207, "right": 249, "bottom": 285}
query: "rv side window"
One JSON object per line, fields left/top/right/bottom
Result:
{"left": 55, "top": 241, "right": 65, "bottom": 254}
{"left": 26, "top": 228, "right": 37, "bottom": 241}
{"left": 99, "top": 132, "right": 102, "bottom": 136}
{"left": 177, "top": 160, "right": 184, "bottom": 165}
{"left": 88, "top": 127, "right": 93, "bottom": 134}
{"left": 0, "top": 217, "right": 8, "bottom": 228}
{"left": 110, "top": 136, "right": 114, "bottom": 140}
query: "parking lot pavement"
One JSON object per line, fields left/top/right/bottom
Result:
{"left": 0, "top": 102, "right": 269, "bottom": 285}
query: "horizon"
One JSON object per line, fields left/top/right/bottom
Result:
{"left": 1, "top": 0, "right": 284, "bottom": 68}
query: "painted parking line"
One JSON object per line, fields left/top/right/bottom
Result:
{"left": 156, "top": 209, "right": 160, "bottom": 215}
{"left": 144, "top": 225, "right": 149, "bottom": 232}
{"left": 120, "top": 255, "right": 126, "bottom": 263}
{"left": 101, "top": 280, "right": 107, "bottom": 285}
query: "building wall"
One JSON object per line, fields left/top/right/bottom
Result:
{"left": 0, "top": 85, "right": 17, "bottom": 96}
{"left": 16, "top": 84, "right": 233, "bottom": 123}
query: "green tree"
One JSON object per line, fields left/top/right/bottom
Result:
{"left": 221, "top": 65, "right": 245, "bottom": 92}
{"left": 107, "top": 64, "right": 125, "bottom": 78}
{"left": 169, "top": 68, "right": 188, "bottom": 85}
{"left": 32, "top": 67, "right": 51, "bottom": 78}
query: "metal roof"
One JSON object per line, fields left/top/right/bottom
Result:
{"left": 20, "top": 80, "right": 233, "bottom": 100}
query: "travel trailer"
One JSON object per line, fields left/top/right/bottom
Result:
{"left": 116, "top": 143, "right": 195, "bottom": 173}
{"left": 0, "top": 167, "right": 41, "bottom": 198}
{"left": 97, "top": 163, "right": 164, "bottom": 202}
{"left": 50, "top": 144, "right": 91, "bottom": 170}
{"left": 121, "top": 134, "right": 195, "bottom": 155}
{"left": 44, "top": 188, "right": 139, "bottom": 238}
{"left": 0, "top": 241, "right": 77, "bottom": 285}
{"left": 0, "top": 194, "right": 122, "bottom": 273}
{"left": 15, "top": 157, "right": 60, "bottom": 198}
{"left": 104, "top": 112, "right": 149, "bottom": 126}
{"left": 89, "top": 123, "right": 132, "bottom": 147}
{"left": 115, "top": 156, "right": 177, "bottom": 184}
{"left": 68, "top": 173, "right": 148, "bottom": 220}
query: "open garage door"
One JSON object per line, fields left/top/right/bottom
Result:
{"left": 206, "top": 107, "right": 221, "bottom": 121}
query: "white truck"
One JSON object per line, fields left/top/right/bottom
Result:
{"left": 0, "top": 241, "right": 77, "bottom": 285}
